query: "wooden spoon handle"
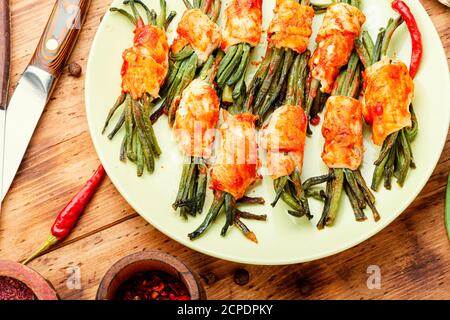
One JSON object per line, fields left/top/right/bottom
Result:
{"left": 30, "top": 0, "right": 91, "bottom": 78}
{"left": 0, "top": 0, "right": 11, "bottom": 110}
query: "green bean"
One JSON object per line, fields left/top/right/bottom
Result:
{"left": 125, "top": 102, "right": 136, "bottom": 161}
{"left": 196, "top": 161, "right": 208, "bottom": 214}
{"left": 222, "top": 192, "right": 236, "bottom": 236}
{"left": 383, "top": 147, "right": 396, "bottom": 190}
{"left": 355, "top": 39, "right": 371, "bottom": 69}
{"left": 123, "top": 0, "right": 151, "bottom": 24}
{"left": 344, "top": 169, "right": 365, "bottom": 208}
{"left": 199, "top": 54, "right": 215, "bottom": 81}
{"left": 341, "top": 53, "right": 359, "bottom": 96}
{"left": 344, "top": 182, "right": 366, "bottom": 221}
{"left": 107, "top": 109, "right": 125, "bottom": 140}
{"left": 317, "top": 172, "right": 333, "bottom": 229}
{"left": 168, "top": 54, "right": 198, "bottom": 124}
{"left": 287, "top": 210, "right": 307, "bottom": 218}
{"left": 165, "top": 11, "right": 177, "bottom": 29}
{"left": 305, "top": 188, "right": 326, "bottom": 201}
{"left": 362, "top": 30, "right": 374, "bottom": 62}
{"left": 227, "top": 44, "right": 251, "bottom": 86}
{"left": 326, "top": 168, "right": 344, "bottom": 227}
{"left": 170, "top": 46, "right": 194, "bottom": 61}
{"left": 182, "top": 0, "right": 193, "bottom": 9}
{"left": 164, "top": 61, "right": 182, "bottom": 93}
{"left": 271, "top": 176, "right": 289, "bottom": 207}
{"left": 237, "top": 209, "right": 267, "bottom": 221}
{"left": 244, "top": 49, "right": 273, "bottom": 112}
{"left": 217, "top": 45, "right": 239, "bottom": 78}
{"left": 217, "top": 44, "right": 244, "bottom": 88}
{"left": 366, "top": 197, "right": 381, "bottom": 222}
{"left": 103, "top": 93, "right": 126, "bottom": 134}
{"left": 174, "top": 163, "right": 192, "bottom": 210}
{"left": 156, "top": 0, "right": 166, "bottom": 29}
{"left": 285, "top": 54, "right": 301, "bottom": 106}
{"left": 305, "top": 78, "right": 320, "bottom": 120}
{"left": 234, "top": 216, "right": 257, "bottom": 243}
{"left": 374, "top": 131, "right": 399, "bottom": 165}
{"left": 178, "top": 162, "right": 196, "bottom": 211}
{"left": 354, "top": 169, "right": 376, "bottom": 205}
{"left": 258, "top": 50, "right": 295, "bottom": 121}
{"left": 127, "top": 0, "right": 140, "bottom": 21}
{"left": 303, "top": 172, "right": 334, "bottom": 190}
{"left": 405, "top": 105, "right": 418, "bottom": 141}
{"left": 132, "top": 100, "right": 155, "bottom": 172}
{"left": 292, "top": 169, "right": 312, "bottom": 219}
{"left": 372, "top": 151, "right": 389, "bottom": 191}
{"left": 381, "top": 16, "right": 404, "bottom": 57}
{"left": 166, "top": 55, "right": 191, "bottom": 101}
{"left": 397, "top": 130, "right": 411, "bottom": 186}
{"left": 297, "top": 51, "right": 311, "bottom": 107}
{"left": 136, "top": 136, "right": 144, "bottom": 176}
{"left": 149, "top": 10, "right": 157, "bottom": 26}
{"left": 372, "top": 28, "right": 386, "bottom": 65}
{"left": 110, "top": 7, "right": 136, "bottom": 25}
{"left": 142, "top": 101, "right": 161, "bottom": 156}
{"left": 253, "top": 48, "right": 285, "bottom": 113}
{"left": 207, "top": 0, "right": 221, "bottom": 22}
{"left": 189, "top": 193, "right": 225, "bottom": 240}
{"left": 232, "top": 73, "right": 246, "bottom": 101}
{"left": 186, "top": 167, "right": 198, "bottom": 215}
{"left": 237, "top": 196, "right": 265, "bottom": 205}
{"left": 120, "top": 133, "right": 127, "bottom": 162}
{"left": 348, "top": 66, "right": 361, "bottom": 99}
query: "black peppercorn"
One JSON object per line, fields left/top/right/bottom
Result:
{"left": 68, "top": 62, "right": 82, "bottom": 77}
{"left": 234, "top": 268, "right": 250, "bottom": 286}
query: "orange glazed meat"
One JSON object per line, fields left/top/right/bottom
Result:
{"left": 173, "top": 79, "right": 220, "bottom": 158}
{"left": 310, "top": 3, "right": 365, "bottom": 93}
{"left": 121, "top": 19, "right": 169, "bottom": 100}
{"left": 210, "top": 112, "right": 260, "bottom": 199}
{"left": 267, "top": 0, "right": 314, "bottom": 54}
{"left": 171, "top": 9, "right": 221, "bottom": 62}
{"left": 322, "top": 96, "right": 364, "bottom": 171}
{"left": 221, "top": 0, "right": 263, "bottom": 51}
{"left": 260, "top": 105, "right": 308, "bottom": 179}
{"left": 362, "top": 57, "right": 414, "bottom": 146}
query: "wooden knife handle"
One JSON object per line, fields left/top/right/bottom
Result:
{"left": 30, "top": 0, "right": 91, "bottom": 78}
{"left": 0, "top": 0, "right": 11, "bottom": 110}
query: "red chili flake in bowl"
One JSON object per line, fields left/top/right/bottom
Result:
{"left": 114, "top": 271, "right": 190, "bottom": 301}
{"left": 0, "top": 276, "right": 37, "bottom": 300}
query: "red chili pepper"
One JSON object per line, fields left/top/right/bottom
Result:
{"left": 391, "top": 0, "right": 422, "bottom": 78}
{"left": 23, "top": 164, "right": 106, "bottom": 265}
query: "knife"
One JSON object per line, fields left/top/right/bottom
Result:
{"left": 2, "top": 0, "right": 91, "bottom": 200}
{"left": 0, "top": 0, "right": 11, "bottom": 205}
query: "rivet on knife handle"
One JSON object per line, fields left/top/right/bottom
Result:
{"left": 0, "top": 0, "right": 11, "bottom": 110}
{"left": 30, "top": 0, "right": 91, "bottom": 79}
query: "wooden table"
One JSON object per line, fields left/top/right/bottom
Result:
{"left": 1, "top": 0, "right": 449, "bottom": 300}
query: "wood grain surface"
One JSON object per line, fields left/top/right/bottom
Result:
{"left": 0, "top": 0, "right": 11, "bottom": 109}
{"left": 0, "top": 0, "right": 449, "bottom": 300}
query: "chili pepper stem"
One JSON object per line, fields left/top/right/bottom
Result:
{"left": 22, "top": 235, "right": 58, "bottom": 265}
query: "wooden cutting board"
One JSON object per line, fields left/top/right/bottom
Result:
{"left": 0, "top": 0, "right": 449, "bottom": 300}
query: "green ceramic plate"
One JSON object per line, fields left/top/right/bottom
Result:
{"left": 85, "top": 0, "right": 450, "bottom": 265}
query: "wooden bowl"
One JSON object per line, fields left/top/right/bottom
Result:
{"left": 96, "top": 251, "right": 206, "bottom": 300}
{"left": 0, "top": 260, "right": 58, "bottom": 300}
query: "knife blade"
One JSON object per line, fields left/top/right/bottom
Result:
{"left": 2, "top": 0, "right": 91, "bottom": 200}
{"left": 0, "top": 0, "right": 11, "bottom": 205}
